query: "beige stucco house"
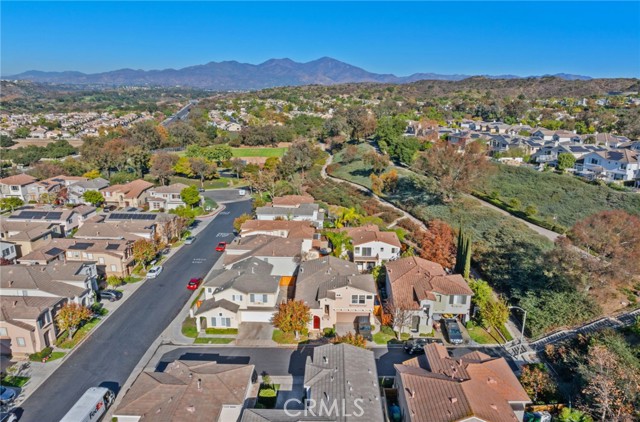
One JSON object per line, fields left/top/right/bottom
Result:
{"left": 0, "top": 220, "right": 58, "bottom": 258}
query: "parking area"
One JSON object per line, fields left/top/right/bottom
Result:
{"left": 202, "top": 188, "right": 249, "bottom": 204}
{"left": 236, "top": 323, "right": 275, "bottom": 346}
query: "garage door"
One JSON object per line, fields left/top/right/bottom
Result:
{"left": 336, "top": 313, "right": 369, "bottom": 324}
{"left": 241, "top": 310, "right": 274, "bottom": 323}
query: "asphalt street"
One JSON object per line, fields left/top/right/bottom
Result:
{"left": 157, "top": 345, "right": 515, "bottom": 378}
{"left": 18, "top": 199, "right": 251, "bottom": 422}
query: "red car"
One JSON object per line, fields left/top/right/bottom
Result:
{"left": 215, "top": 242, "right": 227, "bottom": 252}
{"left": 187, "top": 278, "right": 202, "bottom": 290}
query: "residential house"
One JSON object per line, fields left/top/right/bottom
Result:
{"left": 6, "top": 207, "right": 79, "bottom": 236}
{"left": 103, "top": 212, "right": 181, "bottom": 243}
{"left": 18, "top": 238, "right": 134, "bottom": 277}
{"left": 242, "top": 343, "right": 384, "bottom": 422}
{"left": 341, "top": 225, "right": 401, "bottom": 271}
{"left": 531, "top": 128, "right": 556, "bottom": 141}
{"left": 0, "top": 220, "right": 57, "bottom": 258}
{"left": 239, "top": 220, "right": 315, "bottom": 254}
{"left": 0, "top": 241, "right": 17, "bottom": 263}
{"left": 224, "top": 235, "right": 303, "bottom": 276}
{"left": 295, "top": 256, "right": 376, "bottom": 333}
{"left": 0, "top": 174, "right": 38, "bottom": 201}
{"left": 193, "top": 258, "right": 282, "bottom": 329}
{"left": 552, "top": 130, "right": 580, "bottom": 143}
{"left": 74, "top": 220, "right": 155, "bottom": 242}
{"left": 73, "top": 205, "right": 97, "bottom": 225}
{"left": 101, "top": 179, "right": 154, "bottom": 209}
{"left": 148, "top": 183, "right": 192, "bottom": 211}
{"left": 256, "top": 195, "right": 325, "bottom": 228}
{"left": 67, "top": 177, "right": 110, "bottom": 205}
{"left": 447, "top": 131, "right": 472, "bottom": 151}
{"left": 0, "top": 295, "right": 66, "bottom": 357}
{"left": 385, "top": 256, "right": 473, "bottom": 334}
{"left": 0, "top": 261, "right": 97, "bottom": 306}
{"left": 576, "top": 149, "right": 640, "bottom": 182}
{"left": 394, "top": 343, "right": 530, "bottom": 422}
{"left": 531, "top": 141, "right": 607, "bottom": 164}
{"left": 114, "top": 360, "right": 254, "bottom": 422}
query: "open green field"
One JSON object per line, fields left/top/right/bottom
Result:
{"left": 169, "top": 175, "right": 237, "bottom": 190}
{"left": 232, "top": 147, "right": 287, "bottom": 158}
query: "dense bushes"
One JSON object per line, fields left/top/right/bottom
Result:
{"left": 3, "top": 140, "right": 77, "bottom": 166}
{"left": 29, "top": 347, "right": 52, "bottom": 362}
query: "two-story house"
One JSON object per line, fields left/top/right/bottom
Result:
{"left": 386, "top": 256, "right": 473, "bottom": 334}
{"left": 6, "top": 207, "right": 79, "bottom": 236}
{"left": 0, "top": 174, "right": 38, "bottom": 201}
{"left": 576, "top": 149, "right": 640, "bottom": 182}
{"left": 67, "top": 177, "right": 110, "bottom": 205}
{"left": 0, "top": 241, "right": 17, "bottom": 264}
{"left": 224, "top": 235, "right": 303, "bottom": 276}
{"left": 0, "top": 220, "right": 58, "bottom": 258}
{"left": 147, "top": 183, "right": 192, "bottom": 211}
{"left": 239, "top": 220, "right": 316, "bottom": 254}
{"left": 295, "top": 256, "right": 376, "bottom": 333}
{"left": 342, "top": 225, "right": 401, "bottom": 271}
{"left": 394, "top": 343, "right": 530, "bottom": 422}
{"left": 101, "top": 179, "right": 154, "bottom": 209}
{"left": 193, "top": 258, "right": 282, "bottom": 329}
{"left": 256, "top": 195, "right": 325, "bottom": 228}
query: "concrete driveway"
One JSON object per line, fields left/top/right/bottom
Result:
{"left": 203, "top": 188, "right": 250, "bottom": 204}
{"left": 236, "top": 323, "right": 275, "bottom": 346}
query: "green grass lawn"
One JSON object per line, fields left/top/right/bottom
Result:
{"left": 1, "top": 376, "right": 29, "bottom": 388}
{"left": 232, "top": 147, "right": 287, "bottom": 158}
{"left": 182, "top": 317, "right": 198, "bottom": 338}
{"left": 204, "top": 328, "right": 238, "bottom": 335}
{"left": 56, "top": 318, "right": 102, "bottom": 349}
{"left": 372, "top": 331, "right": 397, "bottom": 345}
{"left": 169, "top": 175, "right": 237, "bottom": 190}
{"left": 467, "top": 324, "right": 513, "bottom": 344}
{"left": 194, "top": 337, "right": 234, "bottom": 344}
{"left": 48, "top": 351, "right": 66, "bottom": 362}
{"left": 272, "top": 329, "right": 308, "bottom": 344}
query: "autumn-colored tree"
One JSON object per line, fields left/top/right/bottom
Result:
{"left": 150, "top": 152, "right": 178, "bottom": 186}
{"left": 188, "top": 157, "right": 217, "bottom": 188}
{"left": 271, "top": 300, "right": 311, "bottom": 339}
{"left": 385, "top": 299, "right": 415, "bottom": 337}
{"left": 345, "top": 107, "right": 377, "bottom": 141}
{"left": 233, "top": 213, "right": 253, "bottom": 232}
{"left": 519, "top": 364, "right": 557, "bottom": 403}
{"left": 82, "top": 169, "right": 102, "bottom": 179}
{"left": 133, "top": 239, "right": 157, "bottom": 269}
{"left": 335, "top": 207, "right": 361, "bottom": 228}
{"left": 173, "top": 156, "right": 193, "bottom": 177}
{"left": 414, "top": 140, "right": 492, "bottom": 202}
{"left": 380, "top": 169, "right": 399, "bottom": 193}
{"left": 56, "top": 302, "right": 93, "bottom": 339}
{"left": 363, "top": 150, "right": 389, "bottom": 174}
{"left": 331, "top": 332, "right": 367, "bottom": 348}
{"left": 370, "top": 174, "right": 383, "bottom": 195}
{"left": 419, "top": 220, "right": 456, "bottom": 269}
{"left": 569, "top": 210, "right": 640, "bottom": 285}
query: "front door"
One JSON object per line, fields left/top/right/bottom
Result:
{"left": 313, "top": 316, "right": 320, "bottom": 330}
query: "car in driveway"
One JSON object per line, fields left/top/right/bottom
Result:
{"left": 0, "top": 386, "right": 17, "bottom": 405}
{"left": 403, "top": 338, "right": 444, "bottom": 354}
{"left": 0, "top": 411, "right": 18, "bottom": 422}
{"left": 187, "top": 278, "right": 202, "bottom": 290}
{"left": 441, "top": 318, "right": 464, "bottom": 344}
{"left": 184, "top": 236, "right": 195, "bottom": 245}
{"left": 215, "top": 242, "right": 226, "bottom": 252}
{"left": 355, "top": 316, "right": 372, "bottom": 341}
{"left": 146, "top": 266, "right": 163, "bottom": 279}
{"left": 99, "top": 290, "right": 123, "bottom": 302}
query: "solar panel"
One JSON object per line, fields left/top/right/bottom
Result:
{"left": 69, "top": 242, "right": 93, "bottom": 250}
{"left": 45, "top": 247, "right": 65, "bottom": 256}
{"left": 105, "top": 244, "right": 120, "bottom": 250}
{"left": 107, "top": 212, "right": 157, "bottom": 221}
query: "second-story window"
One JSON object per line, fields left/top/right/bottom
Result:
{"left": 351, "top": 295, "right": 365, "bottom": 304}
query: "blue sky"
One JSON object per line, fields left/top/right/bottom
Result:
{"left": 2, "top": 1, "right": 639, "bottom": 77}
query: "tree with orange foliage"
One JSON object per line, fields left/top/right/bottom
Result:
{"left": 332, "top": 332, "right": 367, "bottom": 348}
{"left": 419, "top": 219, "right": 456, "bottom": 269}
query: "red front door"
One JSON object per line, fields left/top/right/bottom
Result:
{"left": 313, "top": 316, "right": 320, "bottom": 330}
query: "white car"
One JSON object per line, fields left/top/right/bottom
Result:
{"left": 147, "top": 266, "right": 163, "bottom": 279}
{"left": 184, "top": 236, "right": 195, "bottom": 245}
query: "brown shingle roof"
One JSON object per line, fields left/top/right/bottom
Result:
{"left": 0, "top": 220, "right": 55, "bottom": 241}
{"left": 343, "top": 224, "right": 401, "bottom": 247}
{"left": 0, "top": 174, "right": 37, "bottom": 186}
{"left": 240, "top": 220, "right": 315, "bottom": 239}
{"left": 150, "top": 183, "right": 189, "bottom": 194}
{"left": 102, "top": 179, "right": 153, "bottom": 199}
{"left": 271, "top": 195, "right": 315, "bottom": 207}
{"left": 0, "top": 295, "right": 63, "bottom": 322}
{"left": 224, "top": 235, "right": 302, "bottom": 266}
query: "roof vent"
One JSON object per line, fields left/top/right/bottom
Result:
{"left": 186, "top": 405, "right": 196, "bottom": 413}
{"left": 490, "top": 404, "right": 498, "bottom": 411}
{"left": 449, "top": 397, "right": 458, "bottom": 404}
{"left": 406, "top": 388, "right": 415, "bottom": 399}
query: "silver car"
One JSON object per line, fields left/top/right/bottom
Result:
{"left": 146, "top": 266, "right": 163, "bottom": 279}
{"left": 184, "top": 236, "right": 195, "bottom": 245}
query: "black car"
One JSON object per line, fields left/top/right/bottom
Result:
{"left": 441, "top": 318, "right": 464, "bottom": 344}
{"left": 403, "top": 338, "right": 444, "bottom": 354}
{"left": 99, "top": 290, "right": 123, "bottom": 302}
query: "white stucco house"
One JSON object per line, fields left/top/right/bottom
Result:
{"left": 576, "top": 149, "right": 640, "bottom": 182}
{"left": 223, "top": 235, "right": 303, "bottom": 277}
{"left": 342, "top": 225, "right": 401, "bottom": 271}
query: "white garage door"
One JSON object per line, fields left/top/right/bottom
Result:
{"left": 241, "top": 311, "right": 274, "bottom": 323}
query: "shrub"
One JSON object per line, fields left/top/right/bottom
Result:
{"left": 29, "top": 347, "right": 52, "bottom": 362}
{"left": 323, "top": 327, "right": 336, "bottom": 338}
{"left": 257, "top": 384, "right": 278, "bottom": 409}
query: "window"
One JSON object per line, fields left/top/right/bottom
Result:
{"left": 449, "top": 295, "right": 468, "bottom": 305}
{"left": 361, "top": 247, "right": 372, "bottom": 256}
{"left": 17, "top": 337, "right": 26, "bottom": 347}
{"left": 354, "top": 247, "right": 360, "bottom": 254}
{"left": 99, "top": 257, "right": 105, "bottom": 264}
{"left": 82, "top": 252, "right": 87, "bottom": 258}
{"left": 208, "top": 288, "right": 213, "bottom": 294}
{"left": 0, "top": 327, "right": 7, "bottom": 336}
{"left": 67, "top": 252, "right": 74, "bottom": 258}
{"left": 380, "top": 247, "right": 384, "bottom": 252}
{"left": 391, "top": 248, "right": 397, "bottom": 254}
{"left": 590, "top": 158, "right": 599, "bottom": 165}
{"left": 232, "top": 294, "right": 243, "bottom": 302}
{"left": 366, "top": 295, "right": 373, "bottom": 300}
{"left": 250, "top": 294, "right": 268, "bottom": 303}
{"left": 110, "top": 264, "right": 117, "bottom": 272}
{"left": 351, "top": 295, "right": 365, "bottom": 305}
{"left": 10, "top": 186, "right": 19, "bottom": 191}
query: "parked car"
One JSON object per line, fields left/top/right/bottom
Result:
{"left": 146, "top": 266, "right": 163, "bottom": 279}
{"left": 0, "top": 386, "right": 17, "bottom": 405}
{"left": 441, "top": 318, "right": 464, "bottom": 344}
{"left": 355, "top": 316, "right": 372, "bottom": 341}
{"left": 184, "top": 236, "right": 195, "bottom": 245}
{"left": 161, "top": 247, "right": 171, "bottom": 255}
{"left": 198, "top": 188, "right": 205, "bottom": 193}
{"left": 0, "top": 411, "right": 18, "bottom": 422}
{"left": 403, "top": 338, "right": 444, "bottom": 354}
{"left": 215, "top": 242, "right": 226, "bottom": 252}
{"left": 238, "top": 189, "right": 246, "bottom": 196}
{"left": 99, "top": 290, "right": 122, "bottom": 302}
{"left": 187, "top": 278, "right": 202, "bottom": 290}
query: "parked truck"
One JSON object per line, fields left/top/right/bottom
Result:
{"left": 59, "top": 387, "right": 115, "bottom": 422}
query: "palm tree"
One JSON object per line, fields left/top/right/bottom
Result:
{"left": 336, "top": 207, "right": 360, "bottom": 228}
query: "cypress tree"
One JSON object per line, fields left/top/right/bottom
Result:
{"left": 463, "top": 235, "right": 472, "bottom": 279}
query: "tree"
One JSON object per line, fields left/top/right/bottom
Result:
{"left": 168, "top": 122, "right": 199, "bottom": 147}
{"left": 279, "top": 141, "right": 319, "bottom": 178}
{"left": 323, "top": 230, "right": 353, "bottom": 258}
{"left": 82, "top": 190, "right": 104, "bottom": 207}
{"left": 335, "top": 207, "right": 361, "bottom": 228}
{"left": 271, "top": 300, "right": 311, "bottom": 339}
{"left": 480, "top": 297, "right": 509, "bottom": 335}
{"left": 468, "top": 279, "right": 492, "bottom": 312}
{"left": 414, "top": 141, "right": 492, "bottom": 202}
{"left": 380, "top": 169, "right": 399, "bottom": 193}
{"left": 106, "top": 275, "right": 123, "bottom": 287}
{"left": 126, "top": 146, "right": 151, "bottom": 178}
{"left": 556, "top": 408, "right": 593, "bottom": 422}
{"left": 0, "top": 197, "right": 24, "bottom": 212}
{"left": 385, "top": 299, "right": 415, "bottom": 337}
{"left": 455, "top": 228, "right": 472, "bottom": 278}
{"left": 345, "top": 107, "right": 376, "bottom": 141}
{"left": 13, "top": 127, "right": 31, "bottom": 138}
{"left": 0, "top": 135, "right": 16, "bottom": 148}
{"left": 56, "top": 302, "right": 93, "bottom": 339}
{"left": 180, "top": 186, "right": 200, "bottom": 208}
{"left": 150, "top": 152, "right": 178, "bottom": 185}
{"left": 370, "top": 174, "right": 383, "bottom": 195}
{"left": 363, "top": 151, "right": 389, "bottom": 175}
{"left": 331, "top": 332, "right": 367, "bottom": 348}
{"left": 28, "top": 161, "right": 65, "bottom": 180}
{"left": 173, "top": 156, "right": 193, "bottom": 177}
{"left": 557, "top": 152, "right": 577, "bottom": 172}
{"left": 188, "top": 157, "right": 217, "bottom": 187}
{"left": 82, "top": 169, "right": 101, "bottom": 179}
{"left": 230, "top": 158, "right": 246, "bottom": 179}
{"left": 519, "top": 364, "right": 557, "bottom": 403}
{"left": 129, "top": 121, "right": 164, "bottom": 150}
{"left": 233, "top": 213, "right": 252, "bottom": 232}
{"left": 132, "top": 239, "right": 157, "bottom": 269}
{"left": 419, "top": 220, "right": 456, "bottom": 269}
{"left": 208, "top": 144, "right": 233, "bottom": 164}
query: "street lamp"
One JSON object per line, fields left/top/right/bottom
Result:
{"left": 508, "top": 306, "right": 527, "bottom": 359}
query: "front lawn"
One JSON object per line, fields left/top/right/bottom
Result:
{"left": 467, "top": 323, "right": 513, "bottom": 344}
{"left": 204, "top": 328, "right": 238, "bottom": 335}
{"left": 169, "top": 175, "right": 236, "bottom": 190}
{"left": 194, "top": 337, "right": 234, "bottom": 344}
{"left": 182, "top": 317, "right": 198, "bottom": 338}
{"left": 232, "top": 147, "right": 287, "bottom": 158}
{"left": 272, "top": 329, "right": 308, "bottom": 344}
{"left": 372, "top": 325, "right": 401, "bottom": 345}
{"left": 1, "top": 376, "right": 29, "bottom": 388}
{"left": 56, "top": 317, "right": 102, "bottom": 349}
{"left": 48, "top": 351, "right": 66, "bottom": 362}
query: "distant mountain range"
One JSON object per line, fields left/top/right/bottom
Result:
{"left": 3, "top": 57, "right": 593, "bottom": 90}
